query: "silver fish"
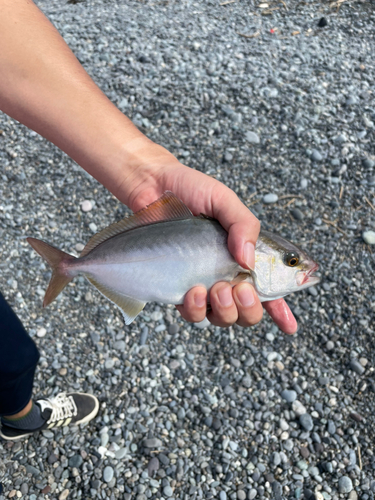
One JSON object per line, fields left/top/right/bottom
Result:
{"left": 27, "top": 192, "right": 320, "bottom": 324}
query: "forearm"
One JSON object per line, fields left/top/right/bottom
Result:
{"left": 0, "top": 0, "right": 176, "bottom": 204}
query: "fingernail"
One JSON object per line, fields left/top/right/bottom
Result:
{"left": 243, "top": 241, "right": 255, "bottom": 270}
{"left": 237, "top": 284, "right": 256, "bottom": 308}
{"left": 217, "top": 286, "right": 233, "bottom": 308}
{"left": 194, "top": 291, "right": 206, "bottom": 308}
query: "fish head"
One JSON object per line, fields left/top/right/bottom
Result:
{"left": 252, "top": 230, "right": 320, "bottom": 300}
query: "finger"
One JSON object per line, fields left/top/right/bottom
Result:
{"left": 176, "top": 286, "right": 207, "bottom": 323}
{"left": 207, "top": 282, "right": 238, "bottom": 327}
{"left": 263, "top": 299, "right": 298, "bottom": 335}
{"left": 232, "top": 283, "right": 263, "bottom": 327}
{"left": 211, "top": 187, "right": 260, "bottom": 270}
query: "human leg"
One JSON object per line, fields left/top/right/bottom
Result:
{"left": 0, "top": 292, "right": 99, "bottom": 440}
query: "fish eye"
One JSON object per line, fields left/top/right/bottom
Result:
{"left": 284, "top": 252, "right": 299, "bottom": 267}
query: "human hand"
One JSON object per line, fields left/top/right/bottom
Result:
{"left": 120, "top": 145, "right": 297, "bottom": 335}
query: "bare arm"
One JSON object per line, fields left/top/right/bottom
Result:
{"left": 0, "top": 0, "right": 297, "bottom": 333}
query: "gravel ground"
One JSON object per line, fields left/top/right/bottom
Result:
{"left": 1, "top": 0, "right": 375, "bottom": 499}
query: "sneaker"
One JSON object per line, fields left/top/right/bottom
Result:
{"left": 0, "top": 392, "right": 99, "bottom": 441}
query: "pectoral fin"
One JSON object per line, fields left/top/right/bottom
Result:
{"left": 87, "top": 277, "right": 146, "bottom": 325}
{"left": 230, "top": 272, "right": 252, "bottom": 286}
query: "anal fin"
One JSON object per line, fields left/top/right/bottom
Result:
{"left": 87, "top": 277, "right": 146, "bottom": 325}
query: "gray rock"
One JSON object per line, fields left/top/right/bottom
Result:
{"left": 263, "top": 193, "right": 278, "bottom": 204}
{"left": 103, "top": 466, "right": 114, "bottom": 483}
{"left": 291, "top": 208, "right": 304, "bottom": 220}
{"left": 299, "top": 413, "right": 314, "bottom": 431}
{"left": 311, "top": 149, "right": 323, "bottom": 161}
{"left": 143, "top": 438, "right": 163, "bottom": 448}
{"left": 245, "top": 131, "right": 260, "bottom": 144}
{"left": 68, "top": 455, "right": 83, "bottom": 468}
{"left": 281, "top": 389, "right": 297, "bottom": 403}
{"left": 338, "top": 476, "right": 353, "bottom": 493}
{"left": 163, "top": 486, "right": 173, "bottom": 497}
{"left": 350, "top": 358, "right": 365, "bottom": 375}
{"left": 148, "top": 457, "right": 160, "bottom": 476}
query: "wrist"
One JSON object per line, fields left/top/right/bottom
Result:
{"left": 113, "top": 136, "right": 183, "bottom": 210}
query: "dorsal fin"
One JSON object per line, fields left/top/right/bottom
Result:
{"left": 80, "top": 191, "right": 193, "bottom": 257}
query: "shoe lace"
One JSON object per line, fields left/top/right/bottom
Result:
{"left": 47, "top": 393, "right": 78, "bottom": 424}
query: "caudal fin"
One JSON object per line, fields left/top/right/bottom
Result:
{"left": 27, "top": 237, "right": 76, "bottom": 307}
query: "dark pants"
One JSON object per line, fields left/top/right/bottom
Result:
{"left": 0, "top": 292, "right": 40, "bottom": 416}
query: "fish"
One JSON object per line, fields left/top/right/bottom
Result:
{"left": 27, "top": 191, "right": 320, "bottom": 325}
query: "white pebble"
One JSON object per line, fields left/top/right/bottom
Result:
{"left": 263, "top": 193, "right": 278, "bottom": 204}
{"left": 362, "top": 230, "right": 375, "bottom": 245}
{"left": 81, "top": 200, "right": 93, "bottom": 212}
{"left": 194, "top": 317, "right": 211, "bottom": 329}
{"left": 89, "top": 222, "right": 98, "bottom": 233}
{"left": 37, "top": 327, "right": 47, "bottom": 338}
{"left": 75, "top": 243, "right": 85, "bottom": 252}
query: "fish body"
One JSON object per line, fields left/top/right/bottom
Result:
{"left": 27, "top": 192, "right": 320, "bottom": 324}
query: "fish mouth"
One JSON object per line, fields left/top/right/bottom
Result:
{"left": 298, "top": 263, "right": 321, "bottom": 287}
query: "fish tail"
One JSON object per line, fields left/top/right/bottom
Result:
{"left": 27, "top": 237, "right": 76, "bottom": 307}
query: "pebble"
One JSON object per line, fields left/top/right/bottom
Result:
{"left": 362, "top": 158, "right": 375, "bottom": 169}
{"left": 299, "top": 413, "right": 314, "bottom": 431}
{"left": 281, "top": 389, "right": 297, "bottom": 403}
{"left": 245, "top": 131, "right": 260, "bottom": 144}
{"left": 143, "top": 438, "right": 162, "bottom": 448}
{"left": 292, "top": 400, "right": 307, "bottom": 416}
{"left": 291, "top": 208, "right": 304, "bottom": 220}
{"left": 350, "top": 358, "right": 365, "bottom": 375}
{"left": 163, "top": 486, "right": 173, "bottom": 497}
{"left": 68, "top": 455, "right": 83, "bottom": 468}
{"left": 103, "top": 466, "right": 114, "bottom": 483}
{"left": 362, "top": 231, "right": 375, "bottom": 245}
{"left": 263, "top": 193, "right": 278, "bottom": 204}
{"left": 81, "top": 200, "right": 93, "bottom": 212}
{"left": 194, "top": 317, "right": 211, "bottom": 329}
{"left": 89, "top": 222, "right": 97, "bottom": 233}
{"left": 311, "top": 150, "right": 323, "bottom": 161}
{"left": 338, "top": 476, "right": 353, "bottom": 493}
{"left": 148, "top": 457, "right": 160, "bottom": 476}
{"left": 37, "top": 327, "right": 47, "bottom": 338}
{"left": 59, "top": 490, "right": 70, "bottom": 500}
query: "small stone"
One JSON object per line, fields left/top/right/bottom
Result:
{"left": 81, "top": 200, "right": 93, "bottom": 212}
{"left": 220, "top": 492, "right": 227, "bottom": 500}
{"left": 245, "top": 131, "right": 260, "bottom": 144}
{"left": 41, "top": 486, "right": 51, "bottom": 495}
{"left": 59, "top": 490, "right": 70, "bottom": 500}
{"left": 37, "top": 327, "right": 47, "bottom": 338}
{"left": 105, "top": 358, "right": 115, "bottom": 370}
{"left": 68, "top": 455, "right": 83, "bottom": 468}
{"left": 114, "top": 447, "right": 127, "bottom": 460}
{"left": 75, "top": 243, "right": 85, "bottom": 252}
{"left": 151, "top": 311, "right": 163, "bottom": 321}
{"left": 89, "top": 222, "right": 97, "bottom": 233}
{"left": 291, "top": 208, "right": 304, "bottom": 220}
{"left": 168, "top": 323, "right": 179, "bottom": 334}
{"left": 311, "top": 149, "right": 323, "bottom": 161}
{"left": 348, "top": 491, "right": 358, "bottom": 500}
{"left": 300, "top": 178, "right": 308, "bottom": 189}
{"left": 281, "top": 389, "right": 297, "bottom": 403}
{"left": 317, "top": 17, "right": 327, "bottom": 27}
{"left": 143, "top": 438, "right": 162, "bottom": 448}
{"left": 350, "top": 358, "right": 365, "bottom": 375}
{"left": 292, "top": 400, "right": 306, "bottom": 416}
{"left": 326, "top": 341, "right": 334, "bottom": 350}
{"left": 103, "top": 466, "right": 114, "bottom": 483}
{"left": 59, "top": 368, "right": 67, "bottom": 376}
{"left": 237, "top": 490, "right": 246, "bottom": 500}
{"left": 299, "top": 413, "right": 314, "bottom": 431}
{"left": 338, "top": 476, "right": 353, "bottom": 493}
{"left": 362, "top": 231, "right": 375, "bottom": 245}
{"left": 300, "top": 446, "right": 309, "bottom": 459}
{"left": 163, "top": 486, "right": 173, "bottom": 497}
{"left": 148, "top": 457, "right": 159, "bottom": 476}
{"left": 263, "top": 193, "right": 278, "bottom": 204}
{"left": 249, "top": 489, "right": 257, "bottom": 500}
{"left": 362, "top": 158, "right": 375, "bottom": 169}
{"left": 194, "top": 317, "right": 210, "bottom": 329}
